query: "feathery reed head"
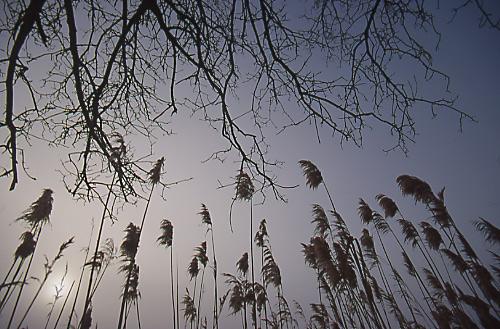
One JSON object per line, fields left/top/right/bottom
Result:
{"left": 195, "top": 241, "right": 208, "bottom": 267}
{"left": 358, "top": 199, "right": 374, "bottom": 224}
{"left": 360, "top": 229, "right": 378, "bottom": 265}
{"left": 226, "top": 279, "right": 244, "bottom": 314}
{"left": 254, "top": 219, "right": 268, "bottom": 248}
{"left": 148, "top": 157, "right": 165, "bottom": 185}
{"left": 17, "top": 188, "right": 53, "bottom": 229}
{"left": 376, "top": 194, "right": 398, "bottom": 218}
{"left": 441, "top": 249, "right": 469, "bottom": 273}
{"left": 188, "top": 256, "right": 199, "bottom": 280}
{"left": 312, "top": 204, "right": 330, "bottom": 237}
{"left": 474, "top": 217, "right": 500, "bottom": 245}
{"left": 123, "top": 264, "right": 140, "bottom": 302}
{"left": 298, "top": 160, "right": 323, "bottom": 189}
{"left": 420, "top": 221, "right": 443, "bottom": 250}
{"left": 199, "top": 204, "right": 212, "bottom": 226}
{"left": 120, "top": 223, "right": 141, "bottom": 260}
{"left": 402, "top": 252, "right": 416, "bottom": 276}
{"left": 432, "top": 304, "right": 452, "bottom": 329}
{"left": 398, "top": 219, "right": 419, "bottom": 247}
{"left": 262, "top": 246, "right": 281, "bottom": 288}
{"left": 182, "top": 289, "right": 197, "bottom": 323}
{"left": 235, "top": 170, "right": 254, "bottom": 200}
{"left": 333, "top": 242, "right": 357, "bottom": 288}
{"left": 301, "top": 242, "right": 317, "bottom": 269}
{"left": 430, "top": 198, "right": 452, "bottom": 228}
{"left": 86, "top": 238, "right": 115, "bottom": 269}
{"left": 157, "top": 219, "right": 173, "bottom": 248}
{"left": 15, "top": 231, "right": 37, "bottom": 259}
{"left": 236, "top": 252, "right": 249, "bottom": 276}
{"left": 458, "top": 233, "right": 478, "bottom": 260}
{"left": 396, "top": 175, "right": 436, "bottom": 204}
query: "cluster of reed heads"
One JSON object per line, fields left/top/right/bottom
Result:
{"left": 1, "top": 157, "right": 499, "bottom": 329}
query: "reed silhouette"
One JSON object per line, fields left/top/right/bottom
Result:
{"left": 1, "top": 161, "right": 499, "bottom": 328}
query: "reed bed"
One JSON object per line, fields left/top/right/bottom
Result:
{"left": 1, "top": 159, "right": 498, "bottom": 329}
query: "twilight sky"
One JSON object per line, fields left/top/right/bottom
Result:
{"left": 1, "top": 1, "right": 499, "bottom": 328}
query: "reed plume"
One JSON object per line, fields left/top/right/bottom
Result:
{"left": 198, "top": 204, "right": 220, "bottom": 329}
{"left": 117, "top": 223, "right": 141, "bottom": 329}
{"left": 474, "top": 217, "right": 500, "bottom": 245}
{"left": 396, "top": 175, "right": 435, "bottom": 205}
{"left": 311, "top": 204, "right": 330, "bottom": 238}
{"left": 195, "top": 241, "right": 209, "bottom": 329}
{"left": 188, "top": 256, "right": 200, "bottom": 281}
{"left": 299, "top": 160, "right": 337, "bottom": 212}
{"left": 148, "top": 157, "right": 165, "bottom": 185}
{"left": 298, "top": 160, "right": 323, "bottom": 189}
{"left": 237, "top": 253, "right": 250, "bottom": 277}
{"left": 0, "top": 232, "right": 37, "bottom": 311}
{"left": 16, "top": 189, "right": 53, "bottom": 230}
{"left": 6, "top": 190, "right": 54, "bottom": 328}
{"left": 183, "top": 289, "right": 197, "bottom": 326}
{"left": 13, "top": 237, "right": 74, "bottom": 329}
{"left": 375, "top": 194, "right": 398, "bottom": 218}
{"left": 158, "top": 219, "right": 175, "bottom": 329}
{"left": 420, "top": 221, "right": 443, "bottom": 251}
{"left": 235, "top": 171, "right": 255, "bottom": 201}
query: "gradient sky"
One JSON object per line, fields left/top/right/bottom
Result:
{"left": 1, "top": 2, "right": 499, "bottom": 328}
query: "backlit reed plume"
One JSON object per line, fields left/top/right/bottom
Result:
{"left": 199, "top": 204, "right": 212, "bottom": 226}
{"left": 254, "top": 219, "right": 270, "bottom": 329}
{"left": 474, "top": 217, "right": 500, "bottom": 245}
{"left": 188, "top": 256, "right": 200, "bottom": 281}
{"left": 459, "top": 291, "right": 499, "bottom": 328}
{"left": 235, "top": 171, "right": 254, "bottom": 201}
{"left": 420, "top": 222, "right": 443, "bottom": 250}
{"left": 4, "top": 190, "right": 53, "bottom": 327}
{"left": 17, "top": 189, "right": 53, "bottom": 230}
{"left": 158, "top": 219, "right": 176, "bottom": 329}
{"left": 158, "top": 219, "right": 174, "bottom": 248}
{"left": 117, "top": 223, "right": 141, "bottom": 329}
{"left": 123, "top": 264, "right": 141, "bottom": 329}
{"left": 223, "top": 274, "right": 248, "bottom": 328}
{"left": 441, "top": 249, "right": 469, "bottom": 274}
{"left": 234, "top": 170, "right": 258, "bottom": 329}
{"left": 469, "top": 262, "right": 500, "bottom": 305}
{"left": 375, "top": 194, "right": 398, "bottom": 218}
{"left": 299, "top": 160, "right": 337, "bottom": 212}
{"left": 148, "top": 157, "right": 165, "bottom": 185}
{"left": 298, "top": 160, "right": 323, "bottom": 189}
{"left": 140, "top": 157, "right": 165, "bottom": 232}
{"left": 86, "top": 238, "right": 116, "bottom": 301}
{"left": 198, "top": 204, "right": 220, "bottom": 329}
{"left": 183, "top": 289, "right": 197, "bottom": 326}
{"left": 357, "top": 199, "right": 421, "bottom": 325}
{"left": 312, "top": 204, "right": 330, "bottom": 238}
{"left": 195, "top": 241, "right": 208, "bottom": 329}
{"left": 237, "top": 253, "right": 249, "bottom": 277}
{"left": 310, "top": 303, "right": 330, "bottom": 329}
{"left": 396, "top": 175, "right": 435, "bottom": 205}
{"left": 12, "top": 237, "right": 74, "bottom": 329}
{"left": 0, "top": 232, "right": 37, "bottom": 311}
{"left": 360, "top": 229, "right": 378, "bottom": 266}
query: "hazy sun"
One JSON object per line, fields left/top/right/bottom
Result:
{"left": 45, "top": 276, "right": 72, "bottom": 302}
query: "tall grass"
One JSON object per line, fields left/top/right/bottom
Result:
{"left": 1, "top": 160, "right": 499, "bottom": 329}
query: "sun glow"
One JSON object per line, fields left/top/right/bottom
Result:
{"left": 45, "top": 275, "right": 73, "bottom": 302}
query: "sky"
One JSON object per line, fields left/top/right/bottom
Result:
{"left": 1, "top": 1, "right": 500, "bottom": 329}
